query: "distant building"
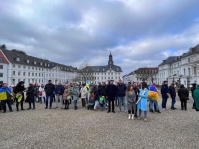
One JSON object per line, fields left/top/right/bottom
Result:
{"left": 89, "top": 53, "right": 123, "bottom": 84}
{"left": 123, "top": 67, "right": 158, "bottom": 85}
{"left": 0, "top": 49, "right": 77, "bottom": 86}
{"left": 158, "top": 44, "right": 199, "bottom": 88}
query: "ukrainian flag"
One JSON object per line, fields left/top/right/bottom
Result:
{"left": 86, "top": 80, "right": 90, "bottom": 91}
{"left": 0, "top": 91, "right": 7, "bottom": 100}
{"left": 16, "top": 93, "right": 23, "bottom": 102}
{"left": 148, "top": 91, "right": 159, "bottom": 101}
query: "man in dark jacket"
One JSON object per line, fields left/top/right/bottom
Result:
{"left": 54, "top": 82, "right": 64, "bottom": 109}
{"left": 45, "top": 80, "right": 55, "bottom": 109}
{"left": 161, "top": 81, "right": 169, "bottom": 110}
{"left": 117, "top": 80, "right": 127, "bottom": 112}
{"left": 169, "top": 83, "right": 176, "bottom": 110}
{"left": 106, "top": 80, "right": 117, "bottom": 113}
{"left": 191, "top": 83, "right": 196, "bottom": 109}
{"left": 178, "top": 84, "right": 189, "bottom": 111}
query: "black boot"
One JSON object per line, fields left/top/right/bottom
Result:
{"left": 32, "top": 102, "right": 35, "bottom": 110}
{"left": 150, "top": 109, "right": 154, "bottom": 113}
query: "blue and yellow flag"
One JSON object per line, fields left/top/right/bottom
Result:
{"left": 0, "top": 87, "right": 12, "bottom": 100}
{"left": 16, "top": 93, "right": 23, "bottom": 102}
{"left": 86, "top": 80, "right": 90, "bottom": 91}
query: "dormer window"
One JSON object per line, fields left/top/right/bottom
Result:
{"left": 16, "top": 57, "right": 20, "bottom": 62}
{"left": 117, "top": 68, "right": 118, "bottom": 71}
{"left": 34, "top": 61, "right": 36, "bottom": 65}
{"left": 45, "top": 63, "right": 47, "bottom": 66}
{"left": 40, "top": 62, "right": 43, "bottom": 66}
{"left": 26, "top": 59, "right": 29, "bottom": 63}
{"left": 0, "top": 57, "right": 3, "bottom": 62}
{"left": 48, "top": 64, "right": 50, "bottom": 67}
{"left": 103, "top": 68, "right": 105, "bottom": 71}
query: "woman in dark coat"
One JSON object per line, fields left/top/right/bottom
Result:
{"left": 26, "top": 83, "right": 35, "bottom": 110}
{"left": 178, "top": 84, "right": 189, "bottom": 111}
{"left": 14, "top": 81, "right": 25, "bottom": 111}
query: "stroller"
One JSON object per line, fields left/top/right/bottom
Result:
{"left": 87, "top": 96, "right": 94, "bottom": 110}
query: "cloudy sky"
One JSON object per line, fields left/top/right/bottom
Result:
{"left": 0, "top": 0, "right": 199, "bottom": 74}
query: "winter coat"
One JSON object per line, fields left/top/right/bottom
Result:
{"left": 133, "top": 87, "right": 140, "bottom": 102}
{"left": 193, "top": 86, "right": 199, "bottom": 111}
{"left": 106, "top": 84, "right": 117, "bottom": 101}
{"left": 45, "top": 83, "right": 55, "bottom": 96}
{"left": 80, "top": 86, "right": 88, "bottom": 99}
{"left": 191, "top": 86, "right": 196, "bottom": 98}
{"left": 169, "top": 86, "right": 176, "bottom": 98}
{"left": 26, "top": 86, "right": 35, "bottom": 103}
{"left": 117, "top": 84, "right": 127, "bottom": 97}
{"left": 127, "top": 91, "right": 136, "bottom": 111}
{"left": 63, "top": 88, "right": 70, "bottom": 100}
{"left": 137, "top": 88, "right": 149, "bottom": 111}
{"left": 39, "top": 87, "right": 45, "bottom": 97}
{"left": 14, "top": 84, "right": 25, "bottom": 101}
{"left": 178, "top": 85, "right": 189, "bottom": 101}
{"left": 54, "top": 85, "right": 64, "bottom": 95}
{"left": 161, "top": 84, "right": 169, "bottom": 99}
{"left": 99, "top": 86, "right": 107, "bottom": 97}
{"left": 92, "top": 89, "right": 99, "bottom": 101}
{"left": 72, "top": 87, "right": 80, "bottom": 100}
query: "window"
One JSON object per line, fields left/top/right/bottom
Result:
{"left": 194, "top": 67, "right": 197, "bottom": 75}
{"left": 188, "top": 58, "right": 190, "bottom": 63}
{"left": 0, "top": 65, "right": 3, "bottom": 69}
{"left": 16, "top": 57, "right": 20, "bottom": 62}
{"left": 28, "top": 72, "right": 30, "bottom": 76}
{"left": 188, "top": 68, "right": 191, "bottom": 76}
{"left": 0, "top": 57, "right": 3, "bottom": 61}
{"left": 34, "top": 61, "right": 36, "bottom": 65}
{"left": 28, "top": 66, "right": 30, "bottom": 69}
{"left": 32, "top": 73, "right": 34, "bottom": 76}
{"left": 18, "top": 71, "right": 20, "bottom": 76}
{"left": 13, "top": 71, "right": 15, "bottom": 75}
{"left": 35, "top": 73, "right": 37, "bottom": 77}
{"left": 13, "top": 64, "right": 15, "bottom": 68}
{"left": 26, "top": 60, "right": 29, "bottom": 63}
{"left": 23, "top": 66, "right": 26, "bottom": 69}
{"left": 18, "top": 65, "right": 21, "bottom": 68}
{"left": 32, "top": 67, "right": 34, "bottom": 70}
{"left": 184, "top": 69, "right": 186, "bottom": 75}
{"left": 0, "top": 73, "right": 3, "bottom": 77}
{"left": 23, "top": 72, "right": 26, "bottom": 76}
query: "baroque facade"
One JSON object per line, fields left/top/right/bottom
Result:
{"left": 158, "top": 44, "right": 199, "bottom": 88}
{"left": 0, "top": 49, "right": 77, "bottom": 86}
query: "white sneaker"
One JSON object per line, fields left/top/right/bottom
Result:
{"left": 144, "top": 118, "right": 147, "bottom": 122}
{"left": 128, "top": 114, "right": 131, "bottom": 120}
{"left": 132, "top": 114, "right": 134, "bottom": 119}
{"left": 124, "top": 110, "right": 126, "bottom": 113}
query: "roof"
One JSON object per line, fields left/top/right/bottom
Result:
{"left": 135, "top": 67, "right": 159, "bottom": 74}
{"left": 88, "top": 65, "right": 122, "bottom": 72}
{"left": 1, "top": 49, "right": 77, "bottom": 72}
{"left": 158, "top": 56, "right": 179, "bottom": 66}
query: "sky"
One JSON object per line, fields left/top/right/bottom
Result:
{"left": 0, "top": 0, "right": 199, "bottom": 75}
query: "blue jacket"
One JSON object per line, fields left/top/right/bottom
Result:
{"left": 117, "top": 84, "right": 127, "bottom": 97}
{"left": 161, "top": 85, "right": 169, "bottom": 98}
{"left": 55, "top": 85, "right": 64, "bottom": 95}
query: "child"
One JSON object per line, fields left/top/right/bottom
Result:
{"left": 99, "top": 96, "right": 105, "bottom": 111}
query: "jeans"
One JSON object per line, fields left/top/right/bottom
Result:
{"left": 2, "top": 100, "right": 12, "bottom": 111}
{"left": 100, "top": 103, "right": 104, "bottom": 109}
{"left": 171, "top": 97, "right": 176, "bottom": 109}
{"left": 139, "top": 109, "right": 147, "bottom": 118}
{"left": 162, "top": 97, "right": 168, "bottom": 109}
{"left": 46, "top": 94, "right": 53, "bottom": 108}
{"left": 86, "top": 95, "right": 89, "bottom": 104}
{"left": 115, "top": 96, "right": 119, "bottom": 106}
{"left": 94, "top": 100, "right": 99, "bottom": 109}
{"left": 118, "top": 96, "right": 126, "bottom": 111}
{"left": 74, "top": 100, "right": 77, "bottom": 108}
{"left": 149, "top": 99, "right": 159, "bottom": 111}
{"left": 55, "top": 95, "right": 63, "bottom": 108}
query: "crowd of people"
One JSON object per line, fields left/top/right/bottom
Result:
{"left": 0, "top": 79, "right": 199, "bottom": 122}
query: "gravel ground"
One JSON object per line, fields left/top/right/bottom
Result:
{"left": 0, "top": 96, "right": 199, "bottom": 149}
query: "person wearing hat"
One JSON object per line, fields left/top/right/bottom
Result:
{"left": 191, "top": 83, "right": 197, "bottom": 109}
{"left": 193, "top": 84, "right": 199, "bottom": 111}
{"left": 44, "top": 80, "right": 55, "bottom": 109}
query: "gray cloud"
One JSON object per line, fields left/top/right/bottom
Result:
{"left": 0, "top": 0, "right": 199, "bottom": 74}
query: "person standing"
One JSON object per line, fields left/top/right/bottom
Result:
{"left": 178, "top": 84, "right": 189, "bottom": 111}
{"left": 63, "top": 84, "right": 70, "bottom": 110}
{"left": 26, "top": 83, "right": 35, "bottom": 110}
{"left": 39, "top": 84, "right": 45, "bottom": 103}
{"left": 14, "top": 81, "right": 25, "bottom": 111}
{"left": 191, "top": 83, "right": 197, "bottom": 109}
{"left": 106, "top": 80, "right": 117, "bottom": 113}
{"left": 34, "top": 83, "right": 39, "bottom": 102}
{"left": 193, "top": 84, "right": 199, "bottom": 111}
{"left": 72, "top": 83, "right": 80, "bottom": 110}
{"left": 169, "top": 83, "right": 177, "bottom": 110}
{"left": 137, "top": 82, "right": 149, "bottom": 122}
{"left": 117, "top": 80, "right": 127, "bottom": 112}
{"left": 133, "top": 82, "right": 140, "bottom": 117}
{"left": 126, "top": 85, "right": 136, "bottom": 119}
{"left": 44, "top": 80, "right": 55, "bottom": 109}
{"left": 80, "top": 83, "right": 88, "bottom": 108}
{"left": 54, "top": 82, "right": 64, "bottom": 109}
{"left": 0, "top": 83, "right": 13, "bottom": 113}
{"left": 161, "top": 81, "right": 169, "bottom": 110}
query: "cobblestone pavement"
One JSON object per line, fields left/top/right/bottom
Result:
{"left": 0, "top": 96, "right": 199, "bottom": 149}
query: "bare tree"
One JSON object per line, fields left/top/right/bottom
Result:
{"left": 73, "top": 63, "right": 95, "bottom": 83}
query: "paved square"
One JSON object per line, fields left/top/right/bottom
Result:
{"left": 0, "top": 97, "right": 199, "bottom": 149}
